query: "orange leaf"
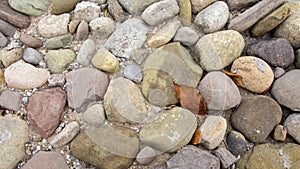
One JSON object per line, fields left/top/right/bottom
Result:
{"left": 223, "top": 70, "right": 243, "bottom": 87}
{"left": 191, "top": 128, "right": 202, "bottom": 145}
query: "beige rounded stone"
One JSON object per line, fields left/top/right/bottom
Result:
{"left": 91, "top": 48, "right": 119, "bottom": 73}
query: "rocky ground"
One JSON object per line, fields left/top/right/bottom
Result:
{"left": 0, "top": 0, "right": 300, "bottom": 168}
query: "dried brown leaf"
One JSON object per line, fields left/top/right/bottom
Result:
{"left": 223, "top": 70, "right": 243, "bottom": 87}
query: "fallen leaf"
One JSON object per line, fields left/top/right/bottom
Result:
{"left": 191, "top": 128, "right": 202, "bottom": 145}
{"left": 174, "top": 82, "right": 207, "bottom": 115}
{"left": 223, "top": 70, "right": 243, "bottom": 87}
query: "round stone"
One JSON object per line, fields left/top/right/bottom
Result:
{"left": 89, "top": 17, "right": 115, "bottom": 39}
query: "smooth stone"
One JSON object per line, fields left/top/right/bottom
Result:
{"left": 45, "top": 34, "right": 73, "bottom": 49}
{"left": 66, "top": 67, "right": 109, "bottom": 112}
{"left": 231, "top": 95, "right": 282, "bottom": 143}
{"left": 190, "top": 0, "right": 217, "bottom": 13}
{"left": 198, "top": 71, "right": 241, "bottom": 110}
{"left": 141, "top": 0, "right": 179, "bottom": 26}
{"left": 0, "top": 32, "right": 7, "bottom": 47}
{"left": 199, "top": 115, "right": 227, "bottom": 149}
{"left": 0, "top": 115, "right": 29, "bottom": 169}
{"left": 45, "top": 49, "right": 75, "bottom": 73}
{"left": 23, "top": 48, "right": 43, "bottom": 65}
{"left": 273, "top": 67, "right": 285, "bottom": 79}
{"left": 48, "top": 74, "right": 65, "bottom": 87}
{"left": 271, "top": 69, "right": 300, "bottom": 111}
{"left": 38, "top": 13, "right": 70, "bottom": 38}
{"left": 8, "top": 0, "right": 50, "bottom": 16}
{"left": 296, "top": 49, "right": 300, "bottom": 68}
{"left": 104, "top": 77, "right": 148, "bottom": 123}
{"left": 136, "top": 146, "right": 157, "bottom": 165}
{"left": 194, "top": 1, "right": 229, "bottom": 34}
{"left": 89, "top": 17, "right": 115, "bottom": 39}
{"left": 251, "top": 3, "right": 291, "bottom": 36}
{"left": 273, "top": 125, "right": 287, "bottom": 142}
{"left": 173, "top": 27, "right": 200, "bottom": 46}
{"left": 177, "top": 0, "right": 192, "bottom": 26}
{"left": 227, "top": 0, "right": 259, "bottom": 10}
{"left": 104, "top": 18, "right": 149, "bottom": 59}
{"left": 140, "top": 107, "right": 197, "bottom": 153}
{"left": 107, "top": 0, "right": 127, "bottom": 22}
{"left": 49, "top": 0, "right": 82, "bottom": 14}
{"left": 215, "top": 148, "right": 238, "bottom": 168}
{"left": 4, "top": 60, "right": 50, "bottom": 90}
{"left": 231, "top": 56, "right": 274, "bottom": 93}
{"left": 74, "top": 1, "right": 100, "bottom": 22}
{"left": 237, "top": 143, "right": 300, "bottom": 169}
{"left": 118, "top": 0, "right": 159, "bottom": 14}
{"left": 20, "top": 34, "right": 43, "bottom": 48}
{"left": 91, "top": 48, "right": 119, "bottom": 73}
{"left": 71, "top": 125, "right": 139, "bottom": 169}
{"left": 124, "top": 64, "right": 143, "bottom": 83}
{"left": 49, "top": 121, "right": 80, "bottom": 148}
{"left": 226, "top": 130, "right": 251, "bottom": 155}
{"left": 247, "top": 38, "right": 295, "bottom": 68}
{"left": 82, "top": 104, "right": 105, "bottom": 125}
{"left": 77, "top": 39, "right": 96, "bottom": 66}
{"left": 147, "top": 19, "right": 181, "bottom": 48}
{"left": 0, "top": 89, "right": 22, "bottom": 111}
{"left": 75, "top": 20, "right": 89, "bottom": 41}
{"left": 0, "top": 19, "right": 16, "bottom": 37}
{"left": 1, "top": 47, "right": 23, "bottom": 67}
{"left": 167, "top": 145, "right": 220, "bottom": 169}
{"left": 284, "top": 114, "right": 300, "bottom": 143}
{"left": 27, "top": 87, "right": 66, "bottom": 138}
{"left": 195, "top": 30, "right": 244, "bottom": 71}
{"left": 68, "top": 20, "right": 80, "bottom": 34}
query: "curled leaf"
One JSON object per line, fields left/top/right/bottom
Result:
{"left": 191, "top": 128, "right": 202, "bottom": 145}
{"left": 223, "top": 70, "right": 243, "bottom": 87}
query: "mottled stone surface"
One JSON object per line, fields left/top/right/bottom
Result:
{"left": 0, "top": 89, "right": 22, "bottom": 111}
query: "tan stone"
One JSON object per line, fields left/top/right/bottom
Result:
{"left": 91, "top": 48, "right": 119, "bottom": 73}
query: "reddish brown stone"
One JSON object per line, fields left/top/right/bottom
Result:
{"left": 20, "top": 34, "right": 43, "bottom": 48}
{"left": 27, "top": 87, "right": 66, "bottom": 138}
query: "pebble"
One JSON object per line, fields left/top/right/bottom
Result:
{"left": 4, "top": 60, "right": 50, "bottom": 90}
{"left": 118, "top": 0, "right": 159, "bottom": 14}
{"left": 177, "top": 0, "right": 192, "bottom": 26}
{"left": 0, "top": 69, "right": 4, "bottom": 85}
{"left": 227, "top": 0, "right": 259, "bottom": 10}
{"left": 49, "top": 0, "right": 82, "bottom": 14}
{"left": 141, "top": 0, "right": 179, "bottom": 26}
{"left": 104, "top": 77, "right": 148, "bottom": 123}
{"left": 131, "top": 48, "right": 149, "bottom": 65}
{"left": 198, "top": 71, "right": 241, "bottom": 110}
{"left": 0, "top": 32, "right": 7, "bottom": 47}
{"left": 27, "top": 87, "right": 66, "bottom": 138}
{"left": 23, "top": 48, "right": 43, "bottom": 65}
{"left": 273, "top": 67, "right": 285, "bottom": 79}
{"left": 104, "top": 18, "right": 149, "bottom": 59}
{"left": 82, "top": 104, "right": 105, "bottom": 125}
{"left": 68, "top": 19, "right": 80, "bottom": 34}
{"left": 136, "top": 146, "right": 157, "bottom": 165}
{"left": 167, "top": 145, "right": 220, "bottom": 169}
{"left": 48, "top": 74, "right": 65, "bottom": 87}
{"left": 195, "top": 30, "right": 244, "bottom": 71}
{"left": 0, "top": 19, "right": 16, "bottom": 37}
{"left": 8, "top": 0, "right": 50, "bottom": 16}
{"left": 226, "top": 131, "right": 251, "bottom": 155}
{"left": 45, "top": 49, "right": 76, "bottom": 73}
{"left": 74, "top": 1, "right": 100, "bottom": 22}
{"left": 107, "top": 0, "right": 127, "bottom": 22}
{"left": 49, "top": 121, "right": 80, "bottom": 148}
{"left": 296, "top": 49, "right": 300, "bottom": 68}
{"left": 147, "top": 19, "right": 181, "bottom": 48}
{"left": 231, "top": 95, "right": 282, "bottom": 143}
{"left": 231, "top": 56, "right": 274, "bottom": 93}
{"left": 91, "top": 48, "right": 119, "bottom": 73}
{"left": 0, "top": 89, "right": 22, "bottom": 111}
{"left": 190, "top": 0, "right": 217, "bottom": 13}
{"left": 271, "top": 69, "right": 300, "bottom": 111}
{"left": 284, "top": 114, "right": 300, "bottom": 144}
{"left": 21, "top": 151, "right": 69, "bottom": 169}
{"left": 76, "top": 39, "right": 96, "bottom": 66}
{"left": 89, "top": 17, "right": 115, "bottom": 39}
{"left": 1, "top": 47, "right": 23, "bottom": 67}
{"left": 71, "top": 125, "right": 139, "bottom": 169}
{"left": 45, "top": 34, "right": 73, "bottom": 49}
{"left": 173, "top": 27, "right": 200, "bottom": 46}
{"left": 20, "top": 34, "right": 43, "bottom": 48}
{"left": 247, "top": 38, "right": 295, "bottom": 68}
{"left": 140, "top": 107, "right": 197, "bottom": 153}
{"left": 273, "top": 125, "right": 287, "bottom": 142}
{"left": 199, "top": 115, "right": 227, "bottom": 149}
{"left": 66, "top": 67, "right": 109, "bottom": 112}
{"left": 38, "top": 13, "right": 70, "bottom": 38}
{"left": 75, "top": 20, "right": 89, "bottom": 41}
{"left": 215, "top": 148, "right": 238, "bottom": 168}
{"left": 124, "top": 64, "right": 143, "bottom": 83}
{"left": 0, "top": 114, "right": 29, "bottom": 169}
{"left": 194, "top": 1, "right": 229, "bottom": 34}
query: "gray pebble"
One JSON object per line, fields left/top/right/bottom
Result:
{"left": 23, "top": 48, "right": 43, "bottom": 65}
{"left": 215, "top": 148, "right": 238, "bottom": 168}
{"left": 124, "top": 64, "right": 143, "bottom": 83}
{"left": 77, "top": 39, "right": 96, "bottom": 66}
{"left": 174, "top": 27, "right": 200, "bottom": 46}
{"left": 273, "top": 67, "right": 285, "bottom": 79}
{"left": 83, "top": 104, "right": 105, "bottom": 125}
{"left": 0, "top": 32, "right": 8, "bottom": 47}
{"left": 48, "top": 74, "right": 65, "bottom": 87}
{"left": 136, "top": 146, "right": 157, "bottom": 165}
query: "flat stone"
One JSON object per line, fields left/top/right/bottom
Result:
{"left": 247, "top": 38, "right": 294, "bottom": 68}
{"left": 194, "top": 1, "right": 229, "bottom": 34}
{"left": 48, "top": 74, "right": 65, "bottom": 87}
{"left": 0, "top": 19, "right": 16, "bottom": 37}
{"left": 190, "top": 0, "right": 217, "bottom": 13}
{"left": 284, "top": 114, "right": 300, "bottom": 144}
{"left": 49, "top": 0, "right": 82, "bottom": 14}
{"left": 136, "top": 146, "right": 157, "bottom": 165}
{"left": 45, "top": 34, "right": 73, "bottom": 49}
{"left": 8, "top": 0, "right": 50, "bottom": 16}
{"left": 4, "top": 60, "right": 50, "bottom": 90}
{"left": 38, "top": 13, "right": 70, "bottom": 38}
{"left": 1, "top": 47, "right": 23, "bottom": 67}
{"left": 177, "top": 0, "right": 192, "bottom": 26}
{"left": 140, "top": 107, "right": 197, "bottom": 153}
{"left": 198, "top": 71, "right": 241, "bottom": 110}
{"left": 215, "top": 148, "right": 238, "bottom": 168}
{"left": 107, "top": 0, "right": 127, "bottom": 22}
{"left": 273, "top": 125, "right": 287, "bottom": 142}
{"left": 74, "top": 1, "right": 100, "bottom": 22}
{"left": 227, "top": 0, "right": 259, "bottom": 10}
{"left": 226, "top": 131, "right": 251, "bottom": 155}
{"left": 77, "top": 39, "right": 96, "bottom": 66}
{"left": 75, "top": 20, "right": 88, "bottom": 41}
{"left": 104, "top": 18, "right": 149, "bottom": 59}
{"left": 45, "top": 49, "right": 75, "bottom": 73}
{"left": 141, "top": 0, "right": 179, "bottom": 26}
{"left": 49, "top": 121, "right": 80, "bottom": 148}
{"left": 91, "top": 48, "right": 119, "bottom": 73}
{"left": 21, "top": 151, "right": 69, "bottom": 169}
{"left": 27, "top": 87, "right": 66, "bottom": 138}
{"left": 89, "top": 17, "right": 115, "bottom": 39}
{"left": 20, "top": 34, "right": 43, "bottom": 48}
{"left": 273, "top": 67, "right": 285, "bottom": 79}
{"left": 104, "top": 77, "right": 148, "bottom": 123}
{"left": 173, "top": 27, "right": 200, "bottom": 46}
{"left": 0, "top": 89, "right": 22, "bottom": 111}
{"left": 66, "top": 67, "right": 109, "bottom": 112}
{"left": 71, "top": 125, "right": 139, "bottom": 169}
{"left": 23, "top": 47, "right": 43, "bottom": 65}
{"left": 118, "top": 0, "right": 159, "bottom": 14}
{"left": 231, "top": 56, "right": 274, "bottom": 93}
{"left": 195, "top": 30, "right": 244, "bottom": 71}
{"left": 0, "top": 32, "right": 7, "bottom": 47}
{"left": 82, "top": 104, "right": 105, "bottom": 125}
{"left": 251, "top": 3, "right": 291, "bottom": 36}
{"left": 271, "top": 69, "right": 300, "bottom": 111}
{"left": 0, "top": 114, "right": 29, "bottom": 169}
{"left": 124, "top": 64, "right": 143, "bottom": 83}
{"left": 231, "top": 95, "right": 282, "bottom": 143}
{"left": 167, "top": 145, "right": 220, "bottom": 169}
